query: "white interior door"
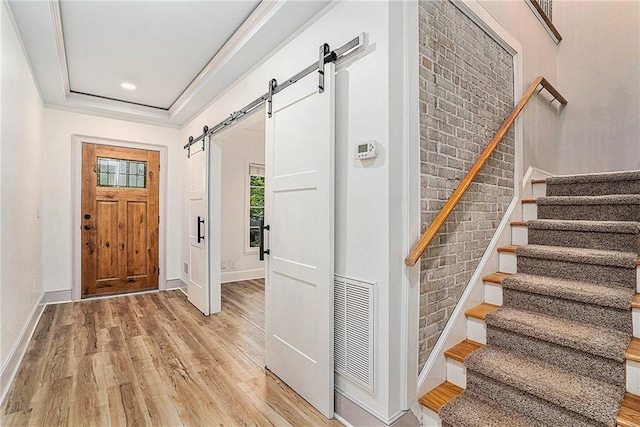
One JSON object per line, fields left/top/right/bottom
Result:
{"left": 187, "top": 139, "right": 210, "bottom": 315}
{"left": 264, "top": 63, "right": 335, "bottom": 418}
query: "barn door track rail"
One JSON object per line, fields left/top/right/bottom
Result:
{"left": 184, "top": 34, "right": 364, "bottom": 157}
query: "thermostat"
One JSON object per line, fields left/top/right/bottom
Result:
{"left": 356, "top": 140, "right": 378, "bottom": 160}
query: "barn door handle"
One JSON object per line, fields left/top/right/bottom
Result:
{"left": 259, "top": 219, "right": 270, "bottom": 261}
{"left": 197, "top": 216, "right": 205, "bottom": 243}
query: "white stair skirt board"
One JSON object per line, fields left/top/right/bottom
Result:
{"left": 532, "top": 182, "right": 546, "bottom": 198}
{"left": 466, "top": 317, "right": 487, "bottom": 344}
{"left": 511, "top": 225, "right": 528, "bottom": 246}
{"left": 484, "top": 282, "right": 503, "bottom": 306}
{"left": 522, "top": 202, "right": 537, "bottom": 221}
{"left": 499, "top": 252, "right": 517, "bottom": 274}
{"left": 634, "top": 308, "right": 639, "bottom": 339}
{"left": 446, "top": 359, "right": 467, "bottom": 389}
{"left": 627, "top": 360, "right": 640, "bottom": 394}
{"left": 421, "top": 407, "right": 442, "bottom": 427}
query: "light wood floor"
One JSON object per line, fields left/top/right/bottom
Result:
{"left": 1, "top": 280, "right": 341, "bottom": 426}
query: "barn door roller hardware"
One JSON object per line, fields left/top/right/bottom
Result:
{"left": 184, "top": 33, "right": 364, "bottom": 155}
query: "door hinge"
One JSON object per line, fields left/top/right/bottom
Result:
{"left": 158, "top": 215, "right": 160, "bottom": 223}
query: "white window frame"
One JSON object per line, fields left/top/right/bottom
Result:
{"left": 244, "top": 159, "right": 265, "bottom": 254}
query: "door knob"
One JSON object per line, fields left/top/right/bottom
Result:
{"left": 84, "top": 224, "right": 92, "bottom": 230}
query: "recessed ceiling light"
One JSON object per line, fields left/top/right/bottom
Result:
{"left": 121, "top": 82, "right": 136, "bottom": 90}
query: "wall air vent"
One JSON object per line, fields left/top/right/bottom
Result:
{"left": 334, "top": 274, "right": 375, "bottom": 393}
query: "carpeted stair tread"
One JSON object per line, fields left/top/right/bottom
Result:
{"left": 528, "top": 219, "right": 640, "bottom": 235}
{"left": 440, "top": 392, "right": 543, "bottom": 427}
{"left": 485, "top": 307, "right": 630, "bottom": 362}
{"left": 465, "top": 346, "right": 624, "bottom": 426}
{"left": 546, "top": 170, "right": 640, "bottom": 185}
{"left": 516, "top": 244, "right": 638, "bottom": 268}
{"left": 537, "top": 194, "right": 640, "bottom": 205}
{"left": 502, "top": 273, "right": 635, "bottom": 310}
{"left": 465, "top": 371, "right": 608, "bottom": 427}
{"left": 527, "top": 219, "right": 640, "bottom": 253}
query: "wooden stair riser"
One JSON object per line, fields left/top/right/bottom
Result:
{"left": 511, "top": 224, "right": 528, "bottom": 246}
{"left": 628, "top": 360, "right": 640, "bottom": 395}
{"left": 421, "top": 407, "right": 442, "bottom": 427}
{"left": 446, "top": 359, "right": 467, "bottom": 389}
{"left": 483, "top": 281, "right": 503, "bottom": 306}
{"left": 498, "top": 251, "right": 517, "bottom": 274}
{"left": 522, "top": 200, "right": 537, "bottom": 221}
{"left": 532, "top": 181, "right": 547, "bottom": 198}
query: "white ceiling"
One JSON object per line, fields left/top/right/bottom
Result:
{"left": 8, "top": 0, "right": 331, "bottom": 126}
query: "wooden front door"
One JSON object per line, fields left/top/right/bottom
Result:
{"left": 81, "top": 143, "right": 159, "bottom": 298}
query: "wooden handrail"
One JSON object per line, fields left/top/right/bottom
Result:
{"left": 405, "top": 76, "right": 567, "bottom": 267}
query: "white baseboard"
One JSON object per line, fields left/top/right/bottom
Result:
{"left": 335, "top": 390, "right": 419, "bottom": 427}
{"left": 42, "top": 289, "right": 72, "bottom": 304}
{"left": 166, "top": 278, "right": 187, "bottom": 290}
{"left": 1, "top": 292, "right": 46, "bottom": 404}
{"left": 221, "top": 268, "right": 264, "bottom": 283}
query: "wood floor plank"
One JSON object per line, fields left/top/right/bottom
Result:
{"left": 2, "top": 280, "right": 339, "bottom": 426}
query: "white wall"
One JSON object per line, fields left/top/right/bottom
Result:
{"left": 181, "top": 1, "right": 408, "bottom": 422}
{"left": 1, "top": 0, "right": 43, "bottom": 380}
{"left": 218, "top": 125, "right": 265, "bottom": 282}
{"left": 41, "top": 108, "right": 183, "bottom": 293}
{"left": 556, "top": 0, "right": 640, "bottom": 174}
{"left": 478, "top": 0, "right": 561, "bottom": 174}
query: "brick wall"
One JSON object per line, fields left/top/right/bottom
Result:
{"left": 418, "top": 0, "right": 515, "bottom": 369}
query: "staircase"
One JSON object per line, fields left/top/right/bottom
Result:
{"left": 419, "top": 170, "right": 640, "bottom": 427}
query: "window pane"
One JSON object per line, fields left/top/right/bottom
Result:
{"left": 97, "top": 157, "right": 146, "bottom": 188}
{"left": 249, "top": 228, "right": 261, "bottom": 248}
{"left": 249, "top": 187, "right": 264, "bottom": 208}
{"left": 250, "top": 175, "right": 265, "bottom": 186}
{"left": 249, "top": 208, "right": 263, "bottom": 227}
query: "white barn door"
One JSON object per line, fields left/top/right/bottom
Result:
{"left": 264, "top": 63, "right": 335, "bottom": 418}
{"left": 186, "top": 140, "right": 210, "bottom": 315}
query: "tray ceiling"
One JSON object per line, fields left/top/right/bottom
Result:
{"left": 7, "top": 0, "right": 331, "bottom": 126}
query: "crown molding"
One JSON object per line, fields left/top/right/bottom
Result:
{"left": 168, "top": 0, "right": 282, "bottom": 118}
{"left": 49, "top": 0, "right": 70, "bottom": 96}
